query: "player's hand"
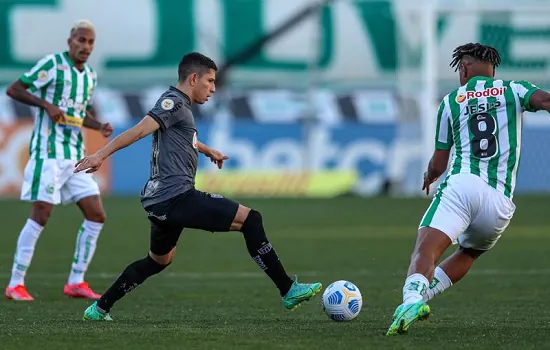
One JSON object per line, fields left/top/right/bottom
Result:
{"left": 422, "top": 171, "right": 438, "bottom": 195}
{"left": 207, "top": 149, "right": 229, "bottom": 169}
{"left": 100, "top": 123, "right": 114, "bottom": 138}
{"left": 45, "top": 103, "right": 66, "bottom": 123}
{"left": 74, "top": 153, "right": 104, "bottom": 174}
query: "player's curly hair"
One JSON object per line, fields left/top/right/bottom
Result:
{"left": 450, "top": 43, "right": 501, "bottom": 71}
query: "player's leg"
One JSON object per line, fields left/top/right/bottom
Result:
{"left": 6, "top": 159, "right": 60, "bottom": 301}
{"left": 422, "top": 246, "right": 484, "bottom": 302}
{"left": 84, "top": 199, "right": 181, "bottom": 320}
{"left": 181, "top": 190, "right": 322, "bottom": 310}
{"left": 424, "top": 189, "right": 515, "bottom": 303}
{"left": 60, "top": 165, "right": 105, "bottom": 298}
{"left": 423, "top": 183, "right": 516, "bottom": 301}
{"left": 387, "top": 177, "right": 471, "bottom": 335}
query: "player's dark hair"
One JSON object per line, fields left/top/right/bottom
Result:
{"left": 178, "top": 52, "right": 217, "bottom": 82}
{"left": 450, "top": 43, "right": 501, "bottom": 71}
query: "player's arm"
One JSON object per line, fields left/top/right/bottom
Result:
{"left": 74, "top": 115, "right": 159, "bottom": 173}
{"left": 423, "top": 150, "right": 451, "bottom": 193}
{"left": 6, "top": 80, "right": 50, "bottom": 109}
{"left": 6, "top": 56, "right": 65, "bottom": 122}
{"left": 423, "top": 99, "right": 453, "bottom": 195}
{"left": 83, "top": 110, "right": 114, "bottom": 137}
{"left": 527, "top": 90, "right": 550, "bottom": 112}
{"left": 511, "top": 80, "right": 550, "bottom": 113}
{"left": 197, "top": 141, "right": 229, "bottom": 169}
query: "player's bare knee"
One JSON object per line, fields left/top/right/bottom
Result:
{"left": 231, "top": 205, "right": 252, "bottom": 231}
{"left": 30, "top": 201, "right": 53, "bottom": 226}
{"left": 148, "top": 248, "right": 175, "bottom": 266}
{"left": 459, "top": 246, "right": 485, "bottom": 259}
{"left": 87, "top": 209, "right": 106, "bottom": 223}
{"left": 78, "top": 195, "right": 106, "bottom": 223}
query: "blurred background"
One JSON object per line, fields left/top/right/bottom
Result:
{"left": 2, "top": 2, "right": 550, "bottom": 347}
{"left": 1, "top": 0, "right": 550, "bottom": 199}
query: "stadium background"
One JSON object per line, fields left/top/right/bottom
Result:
{"left": 1, "top": 1, "right": 550, "bottom": 349}
{"left": 2, "top": 0, "right": 550, "bottom": 198}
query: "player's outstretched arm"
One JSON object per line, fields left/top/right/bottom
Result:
{"left": 422, "top": 149, "right": 451, "bottom": 195}
{"left": 197, "top": 141, "right": 229, "bottom": 169}
{"left": 74, "top": 115, "right": 160, "bottom": 173}
{"left": 528, "top": 89, "right": 550, "bottom": 112}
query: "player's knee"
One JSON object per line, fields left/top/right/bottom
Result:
{"left": 240, "top": 209, "right": 264, "bottom": 236}
{"left": 149, "top": 250, "right": 174, "bottom": 266}
{"left": 145, "top": 254, "right": 171, "bottom": 273}
{"left": 459, "top": 246, "right": 485, "bottom": 259}
{"left": 30, "top": 201, "right": 53, "bottom": 226}
{"left": 87, "top": 209, "right": 106, "bottom": 223}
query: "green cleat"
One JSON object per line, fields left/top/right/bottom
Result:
{"left": 386, "top": 300, "right": 431, "bottom": 335}
{"left": 392, "top": 304, "right": 403, "bottom": 320}
{"left": 282, "top": 279, "right": 322, "bottom": 310}
{"left": 83, "top": 301, "right": 113, "bottom": 321}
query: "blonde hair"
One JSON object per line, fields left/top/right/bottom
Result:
{"left": 70, "top": 19, "right": 95, "bottom": 36}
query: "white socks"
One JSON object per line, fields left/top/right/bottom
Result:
{"left": 68, "top": 220, "right": 103, "bottom": 285}
{"left": 9, "top": 219, "right": 44, "bottom": 287}
{"left": 402, "top": 273, "right": 429, "bottom": 305}
{"left": 423, "top": 266, "right": 453, "bottom": 302}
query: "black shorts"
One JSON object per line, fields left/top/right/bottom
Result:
{"left": 144, "top": 189, "right": 240, "bottom": 256}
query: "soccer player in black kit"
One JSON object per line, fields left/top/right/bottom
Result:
{"left": 76, "top": 53, "right": 322, "bottom": 321}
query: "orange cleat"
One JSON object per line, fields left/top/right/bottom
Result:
{"left": 5, "top": 285, "right": 35, "bottom": 301}
{"left": 64, "top": 282, "right": 101, "bottom": 299}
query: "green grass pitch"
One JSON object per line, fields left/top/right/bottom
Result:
{"left": 0, "top": 196, "right": 549, "bottom": 349}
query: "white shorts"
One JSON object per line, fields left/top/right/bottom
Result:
{"left": 20, "top": 159, "right": 100, "bottom": 205}
{"left": 419, "top": 173, "right": 516, "bottom": 251}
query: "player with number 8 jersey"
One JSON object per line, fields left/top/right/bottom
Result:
{"left": 387, "top": 43, "right": 550, "bottom": 336}
{"left": 435, "top": 79, "right": 536, "bottom": 198}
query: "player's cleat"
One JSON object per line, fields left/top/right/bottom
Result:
{"left": 392, "top": 304, "right": 403, "bottom": 320}
{"left": 64, "top": 282, "right": 101, "bottom": 299}
{"left": 386, "top": 300, "right": 431, "bottom": 335}
{"left": 83, "top": 301, "right": 113, "bottom": 321}
{"left": 282, "top": 279, "right": 322, "bottom": 310}
{"left": 5, "top": 285, "right": 34, "bottom": 301}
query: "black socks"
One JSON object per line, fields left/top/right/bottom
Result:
{"left": 241, "top": 210, "right": 294, "bottom": 296}
{"left": 97, "top": 255, "right": 168, "bottom": 312}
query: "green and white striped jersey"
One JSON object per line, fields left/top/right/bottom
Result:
{"left": 435, "top": 76, "right": 540, "bottom": 198}
{"left": 21, "top": 51, "right": 97, "bottom": 161}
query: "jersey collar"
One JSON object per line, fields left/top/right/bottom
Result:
{"left": 468, "top": 75, "right": 492, "bottom": 82}
{"left": 169, "top": 86, "right": 191, "bottom": 104}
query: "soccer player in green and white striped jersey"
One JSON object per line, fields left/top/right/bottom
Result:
{"left": 387, "top": 43, "right": 550, "bottom": 335}
{"left": 4, "top": 20, "right": 113, "bottom": 301}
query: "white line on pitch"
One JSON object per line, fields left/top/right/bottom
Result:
{"left": 0, "top": 268, "right": 548, "bottom": 280}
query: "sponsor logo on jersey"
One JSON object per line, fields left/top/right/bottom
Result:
{"left": 455, "top": 87, "right": 507, "bottom": 103}
{"left": 456, "top": 94, "right": 466, "bottom": 103}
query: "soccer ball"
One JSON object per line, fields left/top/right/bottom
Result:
{"left": 321, "top": 280, "right": 362, "bottom": 322}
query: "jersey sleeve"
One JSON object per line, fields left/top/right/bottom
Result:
{"left": 86, "top": 70, "right": 97, "bottom": 112}
{"left": 511, "top": 80, "right": 540, "bottom": 112}
{"left": 19, "top": 55, "right": 57, "bottom": 92}
{"left": 434, "top": 97, "right": 453, "bottom": 150}
{"left": 148, "top": 95, "right": 186, "bottom": 131}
